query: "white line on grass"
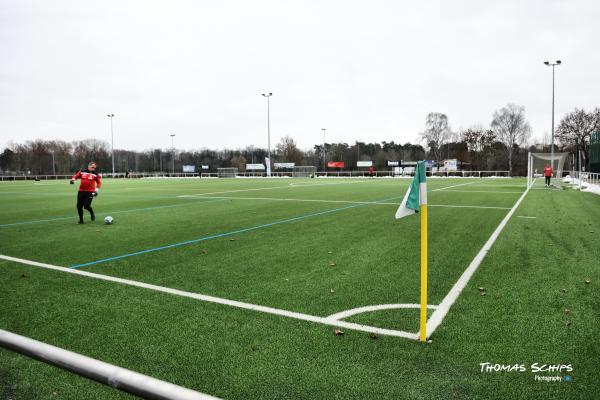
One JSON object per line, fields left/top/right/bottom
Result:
{"left": 437, "top": 190, "right": 524, "bottom": 194}
{"left": 424, "top": 179, "right": 533, "bottom": 338}
{"left": 517, "top": 216, "right": 536, "bottom": 219}
{"left": 177, "top": 195, "right": 511, "bottom": 210}
{"left": 0, "top": 254, "right": 419, "bottom": 340}
{"left": 326, "top": 303, "right": 438, "bottom": 321}
{"left": 431, "top": 181, "right": 478, "bottom": 191}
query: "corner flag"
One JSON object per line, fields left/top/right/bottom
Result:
{"left": 395, "top": 161, "right": 428, "bottom": 343}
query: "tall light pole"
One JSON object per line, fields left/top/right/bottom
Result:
{"left": 322, "top": 128, "right": 327, "bottom": 170}
{"left": 170, "top": 134, "right": 176, "bottom": 174}
{"left": 544, "top": 60, "right": 561, "bottom": 171}
{"left": 106, "top": 114, "right": 115, "bottom": 175}
{"left": 261, "top": 93, "right": 272, "bottom": 175}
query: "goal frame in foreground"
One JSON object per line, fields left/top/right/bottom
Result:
{"left": 527, "top": 152, "right": 568, "bottom": 188}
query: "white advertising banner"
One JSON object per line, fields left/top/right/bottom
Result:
{"left": 201, "top": 165, "right": 209, "bottom": 170}
{"left": 444, "top": 159, "right": 458, "bottom": 171}
{"left": 246, "top": 164, "right": 266, "bottom": 171}
{"left": 357, "top": 161, "right": 373, "bottom": 167}
{"left": 274, "top": 163, "right": 295, "bottom": 169}
{"left": 182, "top": 165, "right": 195, "bottom": 173}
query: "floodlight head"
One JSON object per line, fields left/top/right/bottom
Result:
{"left": 556, "top": 60, "right": 562, "bottom": 65}
{"left": 544, "top": 61, "right": 550, "bottom": 65}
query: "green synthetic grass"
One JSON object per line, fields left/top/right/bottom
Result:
{"left": 0, "top": 177, "right": 598, "bottom": 399}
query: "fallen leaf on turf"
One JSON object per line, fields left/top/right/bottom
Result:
{"left": 229, "top": 238, "right": 236, "bottom": 242}
{"left": 368, "top": 333, "right": 378, "bottom": 340}
{"left": 584, "top": 279, "right": 591, "bottom": 284}
{"left": 565, "top": 320, "right": 572, "bottom": 327}
{"left": 328, "top": 251, "right": 333, "bottom": 254}
{"left": 478, "top": 287, "right": 485, "bottom": 292}
{"left": 330, "top": 289, "right": 335, "bottom": 294}
{"left": 480, "top": 292, "right": 486, "bottom": 296}
{"left": 334, "top": 328, "right": 344, "bottom": 336}
{"left": 329, "top": 262, "right": 336, "bottom": 267}
{"left": 563, "top": 308, "right": 571, "bottom": 316}
{"left": 20, "top": 273, "right": 28, "bottom": 278}
{"left": 560, "top": 288, "right": 567, "bottom": 293}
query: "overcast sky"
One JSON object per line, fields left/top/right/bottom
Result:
{"left": 1, "top": 0, "right": 598, "bottom": 152}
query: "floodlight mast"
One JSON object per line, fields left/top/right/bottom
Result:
{"left": 322, "top": 128, "right": 326, "bottom": 170}
{"left": 261, "top": 93, "right": 272, "bottom": 175}
{"left": 544, "top": 60, "right": 562, "bottom": 172}
{"left": 107, "top": 114, "right": 115, "bottom": 175}
{"left": 170, "top": 134, "right": 176, "bottom": 174}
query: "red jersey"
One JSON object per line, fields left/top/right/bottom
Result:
{"left": 72, "top": 169, "right": 102, "bottom": 192}
{"left": 543, "top": 166, "right": 553, "bottom": 177}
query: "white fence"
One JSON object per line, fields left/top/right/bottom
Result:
{"left": 0, "top": 170, "right": 516, "bottom": 181}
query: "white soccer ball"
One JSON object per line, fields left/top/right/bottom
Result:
{"left": 104, "top": 216, "right": 114, "bottom": 225}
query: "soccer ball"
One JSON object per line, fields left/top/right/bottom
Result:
{"left": 104, "top": 216, "right": 114, "bottom": 225}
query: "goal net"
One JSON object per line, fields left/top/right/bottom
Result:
{"left": 217, "top": 168, "right": 238, "bottom": 178}
{"left": 293, "top": 166, "right": 316, "bottom": 177}
{"left": 527, "top": 152, "right": 568, "bottom": 188}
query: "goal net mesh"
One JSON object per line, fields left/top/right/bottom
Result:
{"left": 528, "top": 153, "right": 568, "bottom": 188}
{"left": 293, "top": 166, "right": 316, "bottom": 177}
{"left": 217, "top": 168, "right": 238, "bottom": 178}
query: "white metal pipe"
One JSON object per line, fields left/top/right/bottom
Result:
{"left": 0, "top": 329, "right": 220, "bottom": 400}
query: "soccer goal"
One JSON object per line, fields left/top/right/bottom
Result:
{"left": 293, "top": 166, "right": 316, "bottom": 178}
{"left": 527, "top": 152, "right": 568, "bottom": 188}
{"left": 217, "top": 168, "right": 238, "bottom": 178}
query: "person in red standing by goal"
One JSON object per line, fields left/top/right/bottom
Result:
{"left": 543, "top": 163, "right": 554, "bottom": 187}
{"left": 70, "top": 161, "right": 102, "bottom": 224}
{"left": 368, "top": 165, "right": 374, "bottom": 178}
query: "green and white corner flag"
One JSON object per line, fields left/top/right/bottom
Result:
{"left": 395, "top": 161, "right": 427, "bottom": 219}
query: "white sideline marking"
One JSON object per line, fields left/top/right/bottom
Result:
{"left": 0, "top": 255, "right": 418, "bottom": 340}
{"left": 326, "top": 303, "right": 438, "bottom": 321}
{"left": 517, "top": 216, "right": 536, "bottom": 219}
{"left": 424, "top": 179, "right": 533, "bottom": 338}
{"left": 438, "top": 190, "right": 523, "bottom": 194}
{"left": 177, "top": 195, "right": 511, "bottom": 210}
{"left": 431, "top": 181, "right": 478, "bottom": 191}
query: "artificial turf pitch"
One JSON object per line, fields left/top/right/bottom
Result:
{"left": 0, "top": 177, "right": 598, "bottom": 399}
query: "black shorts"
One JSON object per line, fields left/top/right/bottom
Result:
{"left": 77, "top": 191, "right": 94, "bottom": 208}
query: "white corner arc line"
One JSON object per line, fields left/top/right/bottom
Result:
{"left": 424, "top": 179, "right": 533, "bottom": 337}
{"left": 326, "top": 303, "right": 438, "bottom": 321}
{"left": 0, "top": 254, "right": 418, "bottom": 340}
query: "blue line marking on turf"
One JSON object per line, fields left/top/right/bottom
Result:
{"left": 0, "top": 198, "right": 225, "bottom": 228}
{"left": 69, "top": 196, "right": 401, "bottom": 269}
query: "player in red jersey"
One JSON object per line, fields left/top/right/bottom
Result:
{"left": 70, "top": 162, "right": 102, "bottom": 224}
{"left": 543, "top": 163, "right": 553, "bottom": 187}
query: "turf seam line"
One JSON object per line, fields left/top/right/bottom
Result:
{"left": 0, "top": 254, "right": 419, "bottom": 340}
{"left": 424, "top": 179, "right": 534, "bottom": 338}
{"left": 69, "top": 196, "right": 402, "bottom": 269}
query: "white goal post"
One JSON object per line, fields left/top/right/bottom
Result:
{"left": 527, "top": 152, "right": 568, "bottom": 188}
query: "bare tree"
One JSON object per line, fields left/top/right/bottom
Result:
{"left": 275, "top": 136, "right": 304, "bottom": 164}
{"left": 491, "top": 104, "right": 531, "bottom": 172}
{"left": 421, "top": 112, "right": 450, "bottom": 161}
{"left": 556, "top": 108, "right": 600, "bottom": 167}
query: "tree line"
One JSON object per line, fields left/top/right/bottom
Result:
{"left": 1, "top": 105, "right": 598, "bottom": 176}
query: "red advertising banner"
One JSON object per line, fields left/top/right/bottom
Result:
{"left": 327, "top": 161, "right": 345, "bottom": 168}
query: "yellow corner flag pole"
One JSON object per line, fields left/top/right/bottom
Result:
{"left": 419, "top": 170, "right": 428, "bottom": 343}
